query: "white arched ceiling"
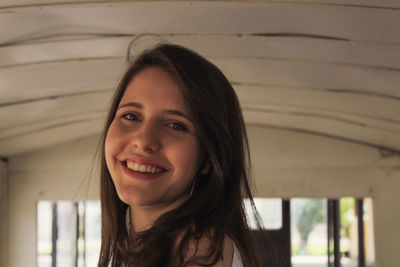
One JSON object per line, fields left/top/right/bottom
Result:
{"left": 0, "top": 0, "right": 399, "bottom": 156}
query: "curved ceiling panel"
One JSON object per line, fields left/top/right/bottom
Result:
{"left": 1, "top": 2, "right": 400, "bottom": 43}
{"left": 0, "top": 0, "right": 399, "bottom": 156}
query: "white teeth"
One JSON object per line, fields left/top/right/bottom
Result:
{"left": 128, "top": 162, "right": 140, "bottom": 171}
{"left": 126, "top": 161, "right": 163, "bottom": 174}
{"left": 146, "top": 165, "right": 152, "bottom": 173}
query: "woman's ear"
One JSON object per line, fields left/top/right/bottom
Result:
{"left": 200, "top": 158, "right": 211, "bottom": 175}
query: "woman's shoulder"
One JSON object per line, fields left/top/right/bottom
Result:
{"left": 185, "top": 234, "right": 235, "bottom": 267}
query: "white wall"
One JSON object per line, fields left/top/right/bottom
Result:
{"left": 0, "top": 160, "right": 7, "bottom": 267}
{"left": 7, "top": 136, "right": 100, "bottom": 267}
{"left": 6, "top": 126, "right": 400, "bottom": 267}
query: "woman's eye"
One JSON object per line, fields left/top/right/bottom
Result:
{"left": 168, "top": 122, "right": 187, "bottom": 131}
{"left": 122, "top": 113, "right": 139, "bottom": 121}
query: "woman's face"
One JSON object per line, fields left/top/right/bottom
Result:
{"left": 105, "top": 67, "right": 203, "bottom": 211}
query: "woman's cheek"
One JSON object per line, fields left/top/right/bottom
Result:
{"left": 105, "top": 123, "right": 121, "bottom": 166}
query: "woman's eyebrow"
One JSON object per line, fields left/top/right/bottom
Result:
{"left": 118, "top": 102, "right": 143, "bottom": 109}
{"left": 164, "top": 110, "right": 193, "bottom": 123}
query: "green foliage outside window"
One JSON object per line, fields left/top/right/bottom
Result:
{"left": 296, "top": 199, "right": 324, "bottom": 254}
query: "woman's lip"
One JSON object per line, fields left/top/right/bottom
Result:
{"left": 120, "top": 161, "right": 166, "bottom": 180}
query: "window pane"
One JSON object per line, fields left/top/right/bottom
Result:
{"left": 340, "top": 197, "right": 357, "bottom": 267}
{"left": 244, "top": 198, "right": 282, "bottom": 229}
{"left": 37, "top": 201, "right": 52, "bottom": 267}
{"left": 56, "top": 202, "right": 77, "bottom": 267}
{"left": 341, "top": 198, "right": 376, "bottom": 267}
{"left": 85, "top": 201, "right": 101, "bottom": 266}
{"left": 291, "top": 198, "right": 328, "bottom": 267}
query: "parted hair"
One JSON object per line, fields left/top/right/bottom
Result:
{"left": 98, "top": 43, "right": 270, "bottom": 267}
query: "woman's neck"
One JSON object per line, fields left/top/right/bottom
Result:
{"left": 129, "top": 196, "right": 189, "bottom": 233}
{"left": 129, "top": 206, "right": 161, "bottom": 232}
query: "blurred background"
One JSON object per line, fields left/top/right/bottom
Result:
{"left": 0, "top": 0, "right": 399, "bottom": 266}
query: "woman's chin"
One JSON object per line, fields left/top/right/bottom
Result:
{"left": 118, "top": 192, "right": 189, "bottom": 213}
{"left": 118, "top": 192, "right": 154, "bottom": 207}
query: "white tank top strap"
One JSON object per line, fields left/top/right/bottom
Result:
{"left": 230, "top": 237, "right": 244, "bottom": 267}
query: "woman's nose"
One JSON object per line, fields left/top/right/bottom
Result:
{"left": 129, "top": 122, "right": 161, "bottom": 153}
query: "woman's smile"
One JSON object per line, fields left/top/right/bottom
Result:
{"left": 125, "top": 160, "right": 165, "bottom": 174}
{"left": 119, "top": 157, "right": 168, "bottom": 180}
{"left": 105, "top": 67, "right": 203, "bottom": 210}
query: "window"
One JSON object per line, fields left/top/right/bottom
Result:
{"left": 290, "top": 198, "right": 375, "bottom": 267}
{"left": 244, "top": 198, "right": 282, "bottom": 229}
{"left": 291, "top": 198, "right": 328, "bottom": 267}
{"left": 37, "top": 198, "right": 375, "bottom": 267}
{"left": 37, "top": 201, "right": 100, "bottom": 267}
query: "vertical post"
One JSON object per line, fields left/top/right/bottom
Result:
{"left": 51, "top": 203, "right": 58, "bottom": 267}
{"left": 75, "top": 203, "right": 79, "bottom": 267}
{"left": 0, "top": 159, "right": 8, "bottom": 267}
{"left": 83, "top": 202, "right": 86, "bottom": 267}
{"left": 282, "top": 199, "right": 291, "bottom": 267}
{"left": 357, "top": 199, "right": 365, "bottom": 267}
{"left": 333, "top": 199, "right": 341, "bottom": 267}
{"left": 327, "top": 199, "right": 333, "bottom": 267}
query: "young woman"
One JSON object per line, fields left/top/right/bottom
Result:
{"left": 98, "top": 43, "right": 270, "bottom": 267}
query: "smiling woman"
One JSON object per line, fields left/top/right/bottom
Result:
{"left": 98, "top": 43, "right": 273, "bottom": 267}
{"left": 105, "top": 67, "right": 203, "bottom": 222}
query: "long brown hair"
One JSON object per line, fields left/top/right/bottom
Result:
{"left": 98, "top": 43, "right": 269, "bottom": 267}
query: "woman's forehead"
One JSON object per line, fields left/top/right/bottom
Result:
{"left": 119, "top": 67, "right": 190, "bottom": 114}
